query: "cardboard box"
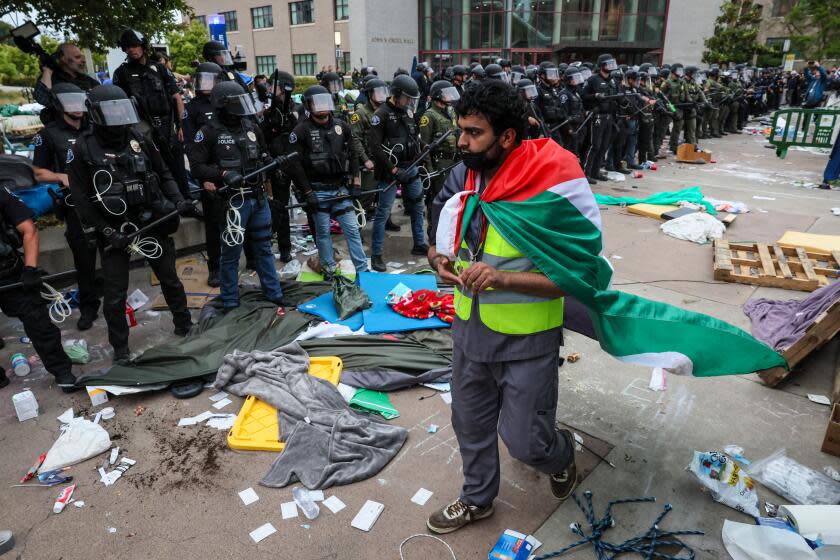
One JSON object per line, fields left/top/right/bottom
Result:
{"left": 822, "top": 403, "right": 840, "bottom": 458}
{"left": 87, "top": 387, "right": 109, "bottom": 407}
{"left": 489, "top": 529, "right": 534, "bottom": 560}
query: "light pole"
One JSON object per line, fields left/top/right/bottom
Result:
{"left": 334, "top": 31, "right": 342, "bottom": 76}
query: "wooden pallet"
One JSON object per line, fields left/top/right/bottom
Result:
{"left": 757, "top": 299, "right": 840, "bottom": 387}
{"left": 714, "top": 240, "right": 840, "bottom": 292}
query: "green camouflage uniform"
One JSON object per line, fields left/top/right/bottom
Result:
{"left": 661, "top": 76, "right": 687, "bottom": 152}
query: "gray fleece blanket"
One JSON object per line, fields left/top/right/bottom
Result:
{"left": 213, "top": 342, "right": 408, "bottom": 489}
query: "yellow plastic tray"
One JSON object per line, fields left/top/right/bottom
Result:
{"left": 227, "top": 356, "right": 343, "bottom": 451}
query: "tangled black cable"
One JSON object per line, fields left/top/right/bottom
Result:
{"left": 534, "top": 491, "right": 704, "bottom": 560}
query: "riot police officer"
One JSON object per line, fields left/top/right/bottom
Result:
{"left": 320, "top": 71, "right": 350, "bottom": 122}
{"left": 661, "top": 63, "right": 687, "bottom": 153}
{"left": 635, "top": 69, "right": 657, "bottom": 165}
{"left": 704, "top": 67, "right": 725, "bottom": 138}
{"left": 368, "top": 74, "right": 425, "bottom": 272}
{"left": 67, "top": 85, "right": 193, "bottom": 363}
{"left": 189, "top": 82, "right": 286, "bottom": 311}
{"left": 536, "top": 63, "right": 563, "bottom": 145}
{"left": 0, "top": 181, "right": 77, "bottom": 390}
{"left": 113, "top": 30, "right": 191, "bottom": 201}
{"left": 285, "top": 86, "right": 369, "bottom": 278}
{"left": 203, "top": 40, "right": 249, "bottom": 91}
{"left": 653, "top": 66, "right": 672, "bottom": 157}
{"left": 581, "top": 53, "right": 619, "bottom": 183}
{"left": 419, "top": 80, "right": 459, "bottom": 223}
{"left": 517, "top": 78, "right": 543, "bottom": 140}
{"left": 261, "top": 70, "right": 300, "bottom": 262}
{"left": 451, "top": 65, "right": 468, "bottom": 96}
{"left": 682, "top": 66, "right": 703, "bottom": 146}
{"left": 558, "top": 67, "right": 586, "bottom": 159}
{"left": 31, "top": 83, "right": 101, "bottom": 331}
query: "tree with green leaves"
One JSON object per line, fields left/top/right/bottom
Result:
{"left": 785, "top": 0, "right": 840, "bottom": 62}
{"left": 0, "top": 0, "right": 192, "bottom": 51}
{"left": 0, "top": 34, "right": 58, "bottom": 86}
{"left": 702, "top": 0, "right": 766, "bottom": 65}
{"left": 165, "top": 20, "right": 210, "bottom": 75}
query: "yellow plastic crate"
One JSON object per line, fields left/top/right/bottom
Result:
{"left": 227, "top": 356, "right": 343, "bottom": 452}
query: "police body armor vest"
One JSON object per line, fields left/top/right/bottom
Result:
{"left": 384, "top": 107, "right": 420, "bottom": 163}
{"left": 209, "top": 119, "right": 263, "bottom": 193}
{"left": 122, "top": 63, "right": 171, "bottom": 121}
{"left": 539, "top": 84, "right": 562, "bottom": 122}
{"left": 42, "top": 123, "right": 81, "bottom": 174}
{"left": 0, "top": 209, "right": 23, "bottom": 280}
{"left": 306, "top": 121, "right": 349, "bottom": 184}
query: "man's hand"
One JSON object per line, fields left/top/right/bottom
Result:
{"left": 176, "top": 128, "right": 184, "bottom": 143}
{"left": 203, "top": 181, "right": 217, "bottom": 193}
{"left": 223, "top": 171, "right": 243, "bottom": 188}
{"left": 350, "top": 184, "right": 362, "bottom": 200}
{"left": 57, "top": 173, "right": 70, "bottom": 188}
{"left": 176, "top": 199, "right": 195, "bottom": 215}
{"left": 527, "top": 116, "right": 539, "bottom": 126}
{"left": 364, "top": 159, "right": 375, "bottom": 170}
{"left": 460, "top": 261, "right": 504, "bottom": 293}
{"left": 107, "top": 230, "right": 131, "bottom": 250}
{"left": 304, "top": 191, "right": 319, "bottom": 213}
{"left": 20, "top": 266, "right": 43, "bottom": 291}
{"left": 432, "top": 255, "right": 462, "bottom": 286}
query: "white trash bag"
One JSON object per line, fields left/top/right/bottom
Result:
{"left": 686, "top": 451, "right": 759, "bottom": 516}
{"left": 39, "top": 417, "right": 111, "bottom": 472}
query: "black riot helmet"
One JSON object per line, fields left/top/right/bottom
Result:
{"left": 517, "top": 78, "right": 538, "bottom": 101}
{"left": 271, "top": 70, "right": 295, "bottom": 98}
{"left": 684, "top": 65, "right": 698, "bottom": 77}
{"left": 510, "top": 64, "right": 526, "bottom": 84}
{"left": 52, "top": 82, "right": 87, "bottom": 114}
{"left": 538, "top": 62, "right": 560, "bottom": 83}
{"left": 484, "top": 63, "right": 507, "bottom": 82}
{"left": 709, "top": 67, "right": 720, "bottom": 77}
{"left": 364, "top": 78, "right": 389, "bottom": 104}
{"left": 564, "top": 67, "right": 585, "bottom": 87}
{"left": 525, "top": 65, "right": 538, "bottom": 81}
{"left": 86, "top": 85, "right": 139, "bottom": 127}
{"left": 360, "top": 66, "right": 378, "bottom": 77}
{"left": 390, "top": 74, "right": 421, "bottom": 112}
{"left": 498, "top": 58, "right": 511, "bottom": 70}
{"left": 210, "top": 81, "right": 258, "bottom": 115}
{"left": 469, "top": 64, "right": 485, "bottom": 80}
{"left": 118, "top": 29, "right": 148, "bottom": 50}
{"left": 625, "top": 69, "right": 639, "bottom": 83}
{"left": 303, "top": 85, "right": 335, "bottom": 114}
{"left": 193, "top": 62, "right": 223, "bottom": 94}
{"left": 671, "top": 63, "right": 684, "bottom": 77}
{"left": 451, "top": 65, "right": 468, "bottom": 79}
{"left": 597, "top": 53, "right": 618, "bottom": 72}
{"left": 202, "top": 41, "right": 234, "bottom": 67}
{"left": 320, "top": 71, "right": 343, "bottom": 94}
{"left": 429, "top": 79, "right": 460, "bottom": 104}
{"left": 660, "top": 68, "right": 670, "bottom": 80}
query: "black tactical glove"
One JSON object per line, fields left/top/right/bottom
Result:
{"left": 105, "top": 229, "right": 131, "bottom": 250}
{"left": 223, "top": 171, "right": 244, "bottom": 188}
{"left": 176, "top": 199, "right": 195, "bottom": 215}
{"left": 350, "top": 185, "right": 362, "bottom": 200}
{"left": 20, "top": 266, "right": 42, "bottom": 291}
{"left": 394, "top": 168, "right": 414, "bottom": 184}
{"left": 304, "top": 191, "right": 319, "bottom": 213}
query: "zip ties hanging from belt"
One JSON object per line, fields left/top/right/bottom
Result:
{"left": 383, "top": 143, "right": 405, "bottom": 166}
{"left": 40, "top": 283, "right": 72, "bottom": 323}
{"left": 353, "top": 198, "right": 366, "bottom": 229}
{"left": 121, "top": 222, "right": 163, "bottom": 259}
{"left": 91, "top": 170, "right": 128, "bottom": 216}
{"left": 222, "top": 186, "right": 251, "bottom": 247}
{"left": 417, "top": 165, "right": 432, "bottom": 192}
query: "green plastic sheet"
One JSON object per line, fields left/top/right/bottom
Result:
{"left": 594, "top": 186, "right": 717, "bottom": 215}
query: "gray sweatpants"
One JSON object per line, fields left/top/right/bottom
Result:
{"left": 451, "top": 347, "right": 572, "bottom": 507}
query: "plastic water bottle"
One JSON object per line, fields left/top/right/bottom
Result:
{"left": 11, "top": 353, "right": 30, "bottom": 377}
{"left": 292, "top": 487, "right": 320, "bottom": 519}
{"left": 12, "top": 390, "right": 39, "bottom": 422}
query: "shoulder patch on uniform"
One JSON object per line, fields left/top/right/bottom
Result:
{"left": 350, "top": 113, "right": 361, "bottom": 124}
{"left": 371, "top": 115, "right": 380, "bottom": 126}
{"left": 194, "top": 130, "right": 204, "bottom": 143}
{"left": 419, "top": 115, "right": 430, "bottom": 127}
{"left": 289, "top": 132, "right": 297, "bottom": 144}
{"left": 33, "top": 134, "right": 43, "bottom": 146}
{"left": 66, "top": 148, "right": 74, "bottom": 164}
{"left": 182, "top": 110, "right": 188, "bottom": 119}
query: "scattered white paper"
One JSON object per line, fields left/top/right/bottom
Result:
{"left": 178, "top": 411, "right": 214, "bottom": 426}
{"left": 411, "top": 488, "right": 433, "bottom": 506}
{"left": 752, "top": 195, "right": 776, "bottom": 200}
{"left": 207, "top": 414, "right": 236, "bottom": 430}
{"left": 722, "top": 519, "right": 818, "bottom": 560}
{"left": 212, "top": 398, "right": 232, "bottom": 410}
{"left": 93, "top": 412, "right": 102, "bottom": 424}
{"left": 307, "top": 490, "right": 325, "bottom": 502}
{"left": 249, "top": 523, "right": 277, "bottom": 543}
{"left": 73, "top": 500, "right": 85, "bottom": 508}
{"left": 323, "top": 495, "right": 346, "bottom": 514}
{"left": 86, "top": 384, "right": 167, "bottom": 395}
{"left": 57, "top": 408, "right": 74, "bottom": 424}
{"left": 440, "top": 393, "right": 452, "bottom": 405}
{"left": 239, "top": 487, "right": 259, "bottom": 506}
{"left": 209, "top": 391, "right": 229, "bottom": 402}
{"left": 281, "top": 501, "right": 299, "bottom": 519}
{"left": 386, "top": 261, "right": 403, "bottom": 268}
{"left": 389, "top": 269, "right": 406, "bottom": 274}
{"left": 109, "top": 447, "right": 119, "bottom": 465}
{"left": 807, "top": 394, "right": 831, "bottom": 406}
{"left": 427, "top": 424, "right": 439, "bottom": 433}
{"left": 573, "top": 433, "right": 584, "bottom": 445}
{"left": 107, "top": 527, "right": 117, "bottom": 534}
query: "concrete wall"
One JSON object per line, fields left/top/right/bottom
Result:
{"left": 661, "top": 0, "right": 725, "bottom": 66}
{"left": 349, "top": 0, "right": 418, "bottom": 74}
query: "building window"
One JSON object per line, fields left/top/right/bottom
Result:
{"left": 221, "top": 10, "right": 238, "bottom": 31}
{"left": 337, "top": 51, "right": 351, "bottom": 72}
{"left": 290, "top": 1, "right": 315, "bottom": 25}
{"left": 293, "top": 53, "right": 317, "bottom": 75}
{"left": 256, "top": 55, "right": 276, "bottom": 75}
{"left": 335, "top": 0, "right": 349, "bottom": 20}
{"left": 195, "top": 15, "right": 206, "bottom": 26}
{"left": 772, "top": 0, "right": 795, "bottom": 17}
{"left": 251, "top": 6, "right": 273, "bottom": 29}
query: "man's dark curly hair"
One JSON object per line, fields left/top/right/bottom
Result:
{"left": 454, "top": 80, "right": 527, "bottom": 142}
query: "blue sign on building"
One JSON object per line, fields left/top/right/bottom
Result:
{"left": 208, "top": 14, "right": 228, "bottom": 48}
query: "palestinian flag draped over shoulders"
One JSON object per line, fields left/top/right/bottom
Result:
{"left": 463, "top": 138, "right": 786, "bottom": 377}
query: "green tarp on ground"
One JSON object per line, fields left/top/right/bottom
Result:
{"left": 594, "top": 186, "right": 717, "bottom": 215}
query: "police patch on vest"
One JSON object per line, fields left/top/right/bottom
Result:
{"left": 289, "top": 132, "right": 297, "bottom": 144}
{"left": 407, "top": 110, "right": 414, "bottom": 119}
{"left": 194, "top": 130, "right": 204, "bottom": 143}
{"left": 33, "top": 134, "right": 43, "bottom": 146}
{"left": 350, "top": 113, "right": 360, "bottom": 124}
{"left": 130, "top": 139, "right": 142, "bottom": 153}
{"left": 334, "top": 125, "right": 342, "bottom": 135}
{"left": 65, "top": 148, "right": 74, "bottom": 164}
{"left": 371, "top": 115, "right": 380, "bottom": 126}
{"left": 419, "top": 115, "right": 430, "bottom": 127}
{"left": 247, "top": 131, "right": 257, "bottom": 142}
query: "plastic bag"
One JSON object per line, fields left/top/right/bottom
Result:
{"left": 40, "top": 417, "right": 111, "bottom": 472}
{"left": 748, "top": 448, "right": 840, "bottom": 505}
{"left": 332, "top": 275, "right": 371, "bottom": 320}
{"left": 686, "top": 451, "right": 759, "bottom": 516}
{"left": 62, "top": 339, "right": 90, "bottom": 364}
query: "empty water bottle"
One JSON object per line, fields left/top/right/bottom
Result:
{"left": 292, "top": 487, "right": 320, "bottom": 519}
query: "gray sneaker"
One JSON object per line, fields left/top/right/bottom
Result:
{"left": 426, "top": 499, "right": 494, "bottom": 534}
{"left": 0, "top": 529, "right": 14, "bottom": 556}
{"left": 550, "top": 429, "right": 578, "bottom": 500}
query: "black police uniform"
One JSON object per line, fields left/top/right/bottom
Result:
{"left": 557, "top": 85, "right": 584, "bottom": 158}
{"left": 637, "top": 86, "right": 657, "bottom": 164}
{"left": 0, "top": 184, "right": 75, "bottom": 385}
{"left": 581, "top": 71, "right": 617, "bottom": 180}
{"left": 536, "top": 81, "right": 564, "bottom": 145}
{"left": 67, "top": 128, "right": 191, "bottom": 357}
{"left": 261, "top": 100, "right": 301, "bottom": 256}
{"left": 32, "top": 120, "right": 101, "bottom": 323}
{"left": 34, "top": 71, "right": 100, "bottom": 125}
{"left": 113, "top": 59, "right": 190, "bottom": 198}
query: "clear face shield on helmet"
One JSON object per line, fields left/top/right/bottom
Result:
{"left": 568, "top": 72, "right": 584, "bottom": 86}
{"left": 603, "top": 58, "right": 618, "bottom": 71}
{"left": 580, "top": 68, "right": 592, "bottom": 81}
{"left": 326, "top": 79, "right": 342, "bottom": 94}
{"left": 648, "top": 67, "right": 659, "bottom": 78}
{"left": 437, "top": 86, "right": 460, "bottom": 104}
{"left": 675, "top": 66, "right": 685, "bottom": 77}
{"left": 90, "top": 98, "right": 140, "bottom": 126}
{"left": 194, "top": 72, "right": 220, "bottom": 93}
{"left": 498, "top": 71, "right": 511, "bottom": 84}
{"left": 55, "top": 92, "right": 87, "bottom": 114}
{"left": 369, "top": 85, "right": 389, "bottom": 104}
{"left": 519, "top": 84, "right": 538, "bottom": 101}
{"left": 225, "top": 93, "right": 259, "bottom": 116}
{"left": 308, "top": 92, "right": 336, "bottom": 114}
{"left": 544, "top": 67, "right": 560, "bottom": 81}
{"left": 694, "top": 72, "right": 704, "bottom": 85}
{"left": 213, "top": 50, "right": 234, "bottom": 67}
{"left": 397, "top": 92, "right": 419, "bottom": 113}
{"left": 510, "top": 71, "right": 524, "bottom": 85}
